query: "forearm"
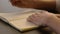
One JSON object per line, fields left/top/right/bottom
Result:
{"left": 47, "top": 17, "right": 60, "bottom": 34}
{"left": 34, "top": 0, "right": 56, "bottom": 9}
{"left": 10, "top": 0, "right": 56, "bottom": 9}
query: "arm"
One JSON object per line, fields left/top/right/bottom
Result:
{"left": 27, "top": 11, "right": 60, "bottom": 34}
{"left": 10, "top": 0, "right": 56, "bottom": 9}
{"left": 46, "top": 16, "right": 60, "bottom": 34}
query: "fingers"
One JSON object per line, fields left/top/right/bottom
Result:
{"left": 27, "top": 13, "right": 40, "bottom": 22}
{"left": 27, "top": 14, "right": 37, "bottom": 22}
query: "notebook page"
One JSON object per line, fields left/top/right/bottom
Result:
{"left": 0, "top": 12, "right": 38, "bottom": 31}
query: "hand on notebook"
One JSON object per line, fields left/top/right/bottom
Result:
{"left": 27, "top": 11, "right": 60, "bottom": 34}
{"left": 27, "top": 11, "right": 58, "bottom": 26}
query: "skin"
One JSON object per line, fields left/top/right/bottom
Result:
{"left": 27, "top": 11, "right": 60, "bottom": 34}
{"left": 10, "top": 0, "right": 56, "bottom": 9}
{"left": 10, "top": 0, "right": 60, "bottom": 34}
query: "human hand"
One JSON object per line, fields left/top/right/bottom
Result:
{"left": 27, "top": 11, "right": 58, "bottom": 26}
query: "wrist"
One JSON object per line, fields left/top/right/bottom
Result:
{"left": 46, "top": 17, "right": 60, "bottom": 34}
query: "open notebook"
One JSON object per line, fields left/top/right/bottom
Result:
{"left": 0, "top": 10, "right": 41, "bottom": 32}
